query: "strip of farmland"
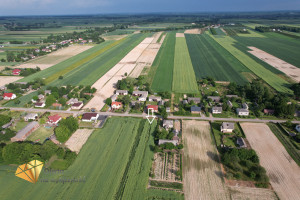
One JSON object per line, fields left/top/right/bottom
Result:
{"left": 0, "top": 117, "right": 182, "bottom": 200}
{"left": 182, "top": 120, "right": 230, "bottom": 200}
{"left": 209, "top": 33, "right": 293, "bottom": 94}
{"left": 151, "top": 32, "right": 176, "bottom": 92}
{"left": 186, "top": 34, "right": 249, "bottom": 84}
{"left": 172, "top": 37, "right": 199, "bottom": 93}
{"left": 240, "top": 123, "right": 300, "bottom": 200}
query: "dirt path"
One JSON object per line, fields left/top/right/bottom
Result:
{"left": 248, "top": 46, "right": 300, "bottom": 82}
{"left": 182, "top": 120, "right": 230, "bottom": 200}
{"left": 241, "top": 123, "right": 300, "bottom": 200}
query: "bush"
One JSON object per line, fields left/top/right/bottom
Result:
{"left": 0, "top": 115, "right": 11, "bottom": 127}
{"left": 0, "top": 129, "right": 16, "bottom": 141}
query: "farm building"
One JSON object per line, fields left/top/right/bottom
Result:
{"left": 158, "top": 139, "right": 179, "bottom": 146}
{"left": 296, "top": 125, "right": 300, "bottom": 133}
{"left": 132, "top": 91, "right": 148, "bottom": 101}
{"left": 236, "top": 137, "right": 247, "bottom": 148}
{"left": 221, "top": 122, "right": 234, "bottom": 133}
{"left": 24, "top": 113, "right": 38, "bottom": 121}
{"left": 111, "top": 102, "right": 122, "bottom": 109}
{"left": 187, "top": 97, "right": 201, "bottom": 104}
{"left": 67, "top": 98, "right": 79, "bottom": 105}
{"left": 227, "top": 100, "right": 233, "bottom": 108}
{"left": 148, "top": 95, "right": 162, "bottom": 102}
{"left": 236, "top": 108, "right": 249, "bottom": 116}
{"left": 45, "top": 90, "right": 51, "bottom": 95}
{"left": 212, "top": 107, "right": 222, "bottom": 114}
{"left": 111, "top": 94, "right": 118, "bottom": 102}
{"left": 11, "top": 121, "right": 39, "bottom": 142}
{"left": 242, "top": 103, "right": 249, "bottom": 110}
{"left": 82, "top": 113, "right": 99, "bottom": 122}
{"left": 3, "top": 93, "right": 16, "bottom": 100}
{"left": 116, "top": 90, "right": 128, "bottom": 95}
{"left": 147, "top": 105, "right": 158, "bottom": 112}
{"left": 71, "top": 102, "right": 83, "bottom": 110}
{"left": 35, "top": 102, "right": 45, "bottom": 108}
{"left": 226, "top": 95, "right": 238, "bottom": 98}
{"left": 163, "top": 120, "right": 174, "bottom": 130}
{"left": 191, "top": 105, "right": 201, "bottom": 114}
{"left": 264, "top": 109, "right": 275, "bottom": 115}
{"left": 47, "top": 114, "right": 62, "bottom": 126}
{"left": 12, "top": 69, "right": 21, "bottom": 75}
{"left": 207, "top": 96, "right": 221, "bottom": 103}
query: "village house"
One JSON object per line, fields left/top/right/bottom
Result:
{"left": 3, "top": 93, "right": 16, "bottom": 100}
{"left": 264, "top": 109, "right": 275, "bottom": 115}
{"left": 12, "top": 69, "right": 21, "bottom": 75}
{"left": 187, "top": 97, "right": 201, "bottom": 104}
{"left": 236, "top": 108, "right": 249, "bottom": 116}
{"left": 149, "top": 95, "right": 162, "bottom": 102}
{"left": 236, "top": 137, "right": 247, "bottom": 148}
{"left": 166, "top": 107, "right": 171, "bottom": 113}
{"left": 296, "top": 125, "right": 300, "bottom": 133}
{"left": 226, "top": 95, "right": 238, "bottom": 98}
{"left": 47, "top": 114, "right": 62, "bottom": 126}
{"left": 82, "top": 113, "right": 99, "bottom": 122}
{"left": 45, "top": 90, "right": 52, "bottom": 95}
{"left": 38, "top": 94, "right": 45, "bottom": 100}
{"left": 116, "top": 90, "right": 128, "bottom": 95}
{"left": 35, "top": 102, "right": 45, "bottom": 108}
{"left": 163, "top": 120, "right": 174, "bottom": 130}
{"left": 111, "top": 94, "right": 118, "bottom": 102}
{"left": 191, "top": 105, "right": 201, "bottom": 114}
{"left": 207, "top": 96, "right": 221, "bottom": 103}
{"left": 67, "top": 98, "right": 79, "bottom": 105}
{"left": 111, "top": 102, "right": 122, "bottom": 109}
{"left": 71, "top": 102, "right": 83, "bottom": 110}
{"left": 24, "top": 113, "right": 38, "bottom": 121}
{"left": 158, "top": 139, "right": 179, "bottom": 146}
{"left": 11, "top": 121, "right": 39, "bottom": 142}
{"left": 227, "top": 100, "right": 233, "bottom": 108}
{"left": 147, "top": 105, "right": 158, "bottom": 112}
{"left": 132, "top": 91, "right": 148, "bottom": 101}
{"left": 221, "top": 122, "right": 234, "bottom": 133}
{"left": 212, "top": 106, "right": 222, "bottom": 114}
{"left": 242, "top": 103, "right": 249, "bottom": 110}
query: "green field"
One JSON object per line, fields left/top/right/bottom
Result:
{"left": 151, "top": 32, "right": 176, "bottom": 92}
{"left": 209, "top": 33, "right": 292, "bottom": 94}
{"left": 0, "top": 117, "right": 183, "bottom": 200}
{"left": 186, "top": 34, "right": 249, "bottom": 84}
{"left": 172, "top": 37, "right": 198, "bottom": 93}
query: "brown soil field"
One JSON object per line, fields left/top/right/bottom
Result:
{"left": 102, "top": 35, "right": 128, "bottom": 41}
{"left": 241, "top": 123, "right": 300, "bottom": 200}
{"left": 229, "top": 186, "right": 277, "bottom": 200}
{"left": 184, "top": 29, "right": 201, "bottom": 34}
{"left": 0, "top": 76, "right": 23, "bottom": 87}
{"left": 16, "top": 45, "right": 92, "bottom": 70}
{"left": 182, "top": 120, "right": 230, "bottom": 200}
{"left": 65, "top": 129, "right": 94, "bottom": 154}
{"left": 248, "top": 46, "right": 300, "bottom": 82}
{"left": 176, "top": 33, "right": 185, "bottom": 38}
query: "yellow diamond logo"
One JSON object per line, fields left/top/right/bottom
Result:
{"left": 15, "top": 160, "right": 44, "bottom": 183}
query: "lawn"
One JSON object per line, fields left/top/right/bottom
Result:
{"left": 172, "top": 37, "right": 198, "bottom": 93}
{"left": 0, "top": 117, "right": 182, "bottom": 200}
{"left": 209, "top": 33, "right": 293, "bottom": 94}
{"left": 151, "top": 32, "right": 176, "bottom": 92}
{"left": 186, "top": 34, "right": 249, "bottom": 84}
{"left": 26, "top": 126, "right": 54, "bottom": 143}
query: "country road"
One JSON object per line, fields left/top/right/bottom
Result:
{"left": 2, "top": 107, "right": 300, "bottom": 124}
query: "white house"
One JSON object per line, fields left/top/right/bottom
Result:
{"left": 71, "top": 102, "right": 83, "bottom": 110}
{"left": 111, "top": 102, "right": 122, "bottom": 109}
{"left": 163, "top": 120, "right": 174, "bottom": 130}
{"left": 116, "top": 90, "right": 128, "bottom": 95}
{"left": 82, "top": 113, "right": 99, "bottom": 122}
{"left": 149, "top": 95, "right": 162, "bottom": 102}
{"left": 221, "top": 122, "right": 234, "bottom": 133}
{"left": 3, "top": 93, "right": 16, "bottom": 100}
{"left": 24, "top": 113, "right": 38, "bottom": 121}
{"left": 35, "top": 102, "right": 45, "bottom": 108}
{"left": 236, "top": 108, "right": 249, "bottom": 116}
{"left": 212, "top": 107, "right": 222, "bottom": 114}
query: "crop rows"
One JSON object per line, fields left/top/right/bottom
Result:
{"left": 186, "top": 34, "right": 249, "bottom": 84}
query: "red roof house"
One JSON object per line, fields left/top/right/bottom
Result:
{"left": 47, "top": 114, "right": 62, "bottom": 126}
{"left": 147, "top": 105, "right": 158, "bottom": 112}
{"left": 111, "top": 102, "right": 122, "bottom": 109}
{"left": 3, "top": 93, "right": 16, "bottom": 100}
{"left": 12, "top": 69, "right": 21, "bottom": 75}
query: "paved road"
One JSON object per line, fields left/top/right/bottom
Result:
{"left": 1, "top": 107, "right": 300, "bottom": 124}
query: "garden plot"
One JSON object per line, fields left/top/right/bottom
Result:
{"left": 18, "top": 45, "right": 92, "bottom": 70}
{"left": 176, "top": 33, "right": 185, "bottom": 37}
{"left": 229, "top": 186, "right": 277, "bottom": 200}
{"left": 241, "top": 123, "right": 300, "bottom": 200}
{"left": 0, "top": 76, "right": 23, "bottom": 87}
{"left": 65, "top": 129, "right": 94, "bottom": 154}
{"left": 84, "top": 37, "right": 155, "bottom": 110}
{"left": 248, "top": 46, "right": 300, "bottom": 82}
{"left": 182, "top": 120, "right": 230, "bottom": 200}
{"left": 184, "top": 29, "right": 201, "bottom": 34}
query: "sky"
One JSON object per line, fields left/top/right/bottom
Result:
{"left": 0, "top": 0, "right": 299, "bottom": 16}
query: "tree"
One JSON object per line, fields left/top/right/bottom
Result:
{"left": 59, "top": 76, "right": 63, "bottom": 80}
{"left": 45, "top": 95, "right": 56, "bottom": 107}
{"left": 55, "top": 126, "right": 71, "bottom": 143}
{"left": 105, "top": 98, "right": 112, "bottom": 105}
{"left": 14, "top": 99, "right": 20, "bottom": 105}
{"left": 122, "top": 95, "right": 131, "bottom": 105}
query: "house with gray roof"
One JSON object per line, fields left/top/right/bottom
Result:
{"left": 163, "top": 120, "right": 173, "bottom": 130}
{"left": 187, "top": 97, "right": 201, "bottom": 104}
{"left": 191, "top": 105, "right": 201, "bottom": 114}
{"left": 221, "top": 122, "right": 234, "bottom": 133}
{"left": 24, "top": 113, "right": 38, "bottom": 121}
{"left": 237, "top": 137, "right": 247, "bottom": 148}
{"left": 158, "top": 139, "right": 179, "bottom": 146}
{"left": 116, "top": 90, "right": 128, "bottom": 95}
{"left": 236, "top": 108, "right": 249, "bottom": 116}
{"left": 207, "top": 96, "right": 221, "bottom": 102}
{"left": 11, "top": 121, "right": 39, "bottom": 142}
{"left": 212, "top": 106, "right": 222, "bottom": 114}
{"left": 149, "top": 95, "right": 162, "bottom": 102}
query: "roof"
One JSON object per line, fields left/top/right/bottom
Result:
{"left": 72, "top": 102, "right": 83, "bottom": 107}
{"left": 12, "top": 69, "right": 21, "bottom": 72}
{"left": 242, "top": 103, "right": 248, "bottom": 109}
{"left": 226, "top": 95, "right": 238, "bottom": 98}
{"left": 116, "top": 90, "right": 128, "bottom": 93}
{"left": 52, "top": 103, "right": 62, "bottom": 107}
{"left": 191, "top": 105, "right": 201, "bottom": 112}
{"left": 149, "top": 95, "right": 161, "bottom": 100}
{"left": 237, "top": 137, "right": 246, "bottom": 147}
{"left": 24, "top": 113, "right": 37, "bottom": 119}
{"left": 112, "top": 102, "right": 122, "bottom": 106}
{"left": 237, "top": 108, "right": 249, "bottom": 113}
{"left": 212, "top": 107, "right": 222, "bottom": 112}
{"left": 3, "top": 93, "right": 14, "bottom": 98}
{"left": 222, "top": 122, "right": 234, "bottom": 130}
{"left": 264, "top": 109, "right": 275, "bottom": 114}
{"left": 132, "top": 91, "right": 148, "bottom": 95}
{"left": 45, "top": 90, "right": 51, "bottom": 94}
{"left": 158, "top": 139, "right": 178, "bottom": 146}
{"left": 163, "top": 120, "right": 173, "bottom": 126}
{"left": 48, "top": 114, "right": 61, "bottom": 122}
{"left": 207, "top": 96, "right": 221, "bottom": 102}
{"left": 147, "top": 105, "right": 158, "bottom": 110}
{"left": 82, "top": 113, "right": 98, "bottom": 120}
{"left": 35, "top": 102, "right": 45, "bottom": 107}
{"left": 13, "top": 121, "right": 39, "bottom": 140}
{"left": 187, "top": 97, "right": 201, "bottom": 103}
